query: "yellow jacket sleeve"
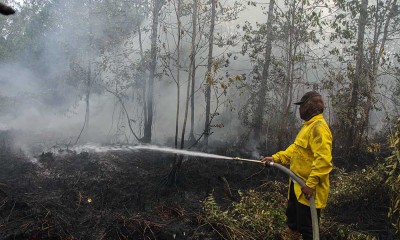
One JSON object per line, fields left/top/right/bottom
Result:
{"left": 272, "top": 144, "right": 296, "bottom": 165}
{"left": 305, "top": 121, "right": 333, "bottom": 189}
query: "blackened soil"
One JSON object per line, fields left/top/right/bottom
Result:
{"left": 0, "top": 129, "right": 395, "bottom": 240}
{"left": 0, "top": 146, "right": 277, "bottom": 240}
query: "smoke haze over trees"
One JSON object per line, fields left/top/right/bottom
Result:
{"left": 0, "top": 0, "right": 399, "bottom": 159}
{"left": 0, "top": 0, "right": 399, "bottom": 239}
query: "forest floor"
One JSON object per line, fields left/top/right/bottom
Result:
{"left": 0, "top": 132, "right": 396, "bottom": 240}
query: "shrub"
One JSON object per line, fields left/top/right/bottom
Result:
{"left": 386, "top": 117, "right": 400, "bottom": 234}
{"left": 323, "top": 165, "right": 386, "bottom": 239}
{"left": 200, "top": 182, "right": 286, "bottom": 240}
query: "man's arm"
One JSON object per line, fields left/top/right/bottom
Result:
{"left": 305, "top": 123, "right": 333, "bottom": 189}
{"left": 261, "top": 143, "right": 296, "bottom": 165}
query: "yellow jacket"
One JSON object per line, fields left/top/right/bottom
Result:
{"left": 272, "top": 114, "right": 333, "bottom": 208}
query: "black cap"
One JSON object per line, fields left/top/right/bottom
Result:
{"left": 294, "top": 91, "right": 321, "bottom": 105}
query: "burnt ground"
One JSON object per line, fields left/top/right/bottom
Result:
{"left": 0, "top": 140, "right": 279, "bottom": 240}
{"left": 0, "top": 133, "right": 396, "bottom": 240}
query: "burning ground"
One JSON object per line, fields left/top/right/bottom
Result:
{"left": 0, "top": 132, "right": 395, "bottom": 239}
{"left": 0, "top": 134, "right": 273, "bottom": 239}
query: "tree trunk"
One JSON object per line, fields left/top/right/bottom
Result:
{"left": 174, "top": 0, "right": 182, "bottom": 149}
{"left": 138, "top": 23, "right": 148, "bottom": 133}
{"left": 188, "top": 0, "right": 198, "bottom": 143}
{"left": 143, "top": 0, "right": 161, "bottom": 143}
{"left": 347, "top": 0, "right": 368, "bottom": 154}
{"left": 277, "top": 0, "right": 297, "bottom": 150}
{"left": 362, "top": 0, "right": 397, "bottom": 143}
{"left": 253, "top": 0, "right": 275, "bottom": 148}
{"left": 178, "top": 0, "right": 191, "bottom": 150}
{"left": 76, "top": 0, "right": 92, "bottom": 144}
{"left": 167, "top": 0, "right": 198, "bottom": 186}
{"left": 204, "top": 0, "right": 216, "bottom": 147}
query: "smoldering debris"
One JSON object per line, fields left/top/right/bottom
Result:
{"left": 0, "top": 135, "right": 271, "bottom": 239}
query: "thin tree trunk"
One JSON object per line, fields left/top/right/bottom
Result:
{"left": 138, "top": 23, "right": 148, "bottom": 130}
{"left": 180, "top": 68, "right": 191, "bottom": 151}
{"left": 168, "top": 0, "right": 197, "bottom": 186}
{"left": 347, "top": 0, "right": 368, "bottom": 154}
{"left": 180, "top": 41, "right": 191, "bottom": 150}
{"left": 76, "top": 0, "right": 92, "bottom": 144}
{"left": 174, "top": 0, "right": 182, "bottom": 149}
{"left": 278, "top": 0, "right": 295, "bottom": 150}
{"left": 104, "top": 88, "right": 142, "bottom": 142}
{"left": 253, "top": 0, "right": 275, "bottom": 147}
{"left": 204, "top": 0, "right": 216, "bottom": 147}
{"left": 143, "top": 0, "right": 161, "bottom": 143}
{"left": 87, "top": 0, "right": 93, "bottom": 137}
{"left": 188, "top": 0, "right": 198, "bottom": 143}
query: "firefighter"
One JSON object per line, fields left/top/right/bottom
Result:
{"left": 262, "top": 91, "right": 333, "bottom": 240}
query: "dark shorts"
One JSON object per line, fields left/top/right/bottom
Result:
{"left": 286, "top": 181, "right": 321, "bottom": 240}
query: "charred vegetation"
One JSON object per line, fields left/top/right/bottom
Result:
{"left": 0, "top": 130, "right": 396, "bottom": 239}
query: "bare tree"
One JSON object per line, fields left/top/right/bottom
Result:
{"left": 361, "top": 0, "right": 399, "bottom": 142}
{"left": 252, "top": 0, "right": 275, "bottom": 147}
{"left": 346, "top": 0, "right": 368, "bottom": 154}
{"left": 174, "top": 0, "right": 182, "bottom": 149}
{"left": 188, "top": 0, "right": 198, "bottom": 143}
{"left": 143, "top": 0, "right": 163, "bottom": 143}
{"left": 75, "top": 0, "right": 93, "bottom": 144}
{"left": 204, "top": 0, "right": 216, "bottom": 147}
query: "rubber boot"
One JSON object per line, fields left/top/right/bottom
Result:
{"left": 282, "top": 228, "right": 302, "bottom": 240}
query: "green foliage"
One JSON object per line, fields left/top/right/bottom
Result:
{"left": 323, "top": 166, "right": 387, "bottom": 239}
{"left": 333, "top": 224, "right": 378, "bottom": 240}
{"left": 386, "top": 117, "right": 400, "bottom": 233}
{"left": 328, "top": 166, "right": 385, "bottom": 208}
{"left": 200, "top": 186, "right": 286, "bottom": 240}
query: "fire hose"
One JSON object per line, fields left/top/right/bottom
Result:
{"left": 131, "top": 145, "right": 320, "bottom": 239}
{"left": 232, "top": 157, "right": 320, "bottom": 240}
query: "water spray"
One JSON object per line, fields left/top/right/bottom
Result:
{"left": 132, "top": 145, "right": 320, "bottom": 240}
{"left": 55, "top": 144, "right": 319, "bottom": 239}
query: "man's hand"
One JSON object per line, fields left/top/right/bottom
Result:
{"left": 260, "top": 156, "right": 274, "bottom": 167}
{"left": 301, "top": 185, "right": 315, "bottom": 200}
